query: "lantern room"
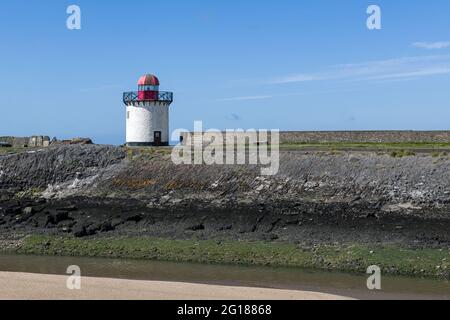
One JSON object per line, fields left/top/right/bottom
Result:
{"left": 137, "top": 74, "right": 160, "bottom": 101}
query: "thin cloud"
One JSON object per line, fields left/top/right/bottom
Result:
{"left": 413, "top": 41, "right": 450, "bottom": 50}
{"left": 270, "top": 74, "right": 322, "bottom": 84}
{"left": 373, "top": 77, "right": 419, "bottom": 84}
{"left": 79, "top": 84, "right": 122, "bottom": 92}
{"left": 217, "top": 95, "right": 275, "bottom": 102}
{"left": 261, "top": 55, "right": 450, "bottom": 85}
{"left": 367, "top": 67, "right": 450, "bottom": 80}
{"left": 217, "top": 88, "right": 361, "bottom": 103}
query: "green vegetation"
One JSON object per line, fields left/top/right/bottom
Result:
{"left": 390, "top": 150, "right": 416, "bottom": 158}
{"left": 431, "top": 151, "right": 448, "bottom": 158}
{"left": 0, "top": 147, "right": 24, "bottom": 155}
{"left": 125, "top": 147, "right": 172, "bottom": 160}
{"left": 10, "top": 235, "right": 450, "bottom": 280}
{"left": 14, "top": 187, "right": 46, "bottom": 199}
{"left": 0, "top": 146, "right": 47, "bottom": 155}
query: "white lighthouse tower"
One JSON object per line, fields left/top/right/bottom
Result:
{"left": 123, "top": 74, "right": 174, "bottom": 146}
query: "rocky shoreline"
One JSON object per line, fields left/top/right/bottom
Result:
{"left": 1, "top": 195, "right": 449, "bottom": 248}
{"left": 0, "top": 145, "right": 449, "bottom": 275}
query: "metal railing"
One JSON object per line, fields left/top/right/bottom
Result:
{"left": 123, "top": 91, "right": 174, "bottom": 104}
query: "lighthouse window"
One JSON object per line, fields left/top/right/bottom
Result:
{"left": 140, "top": 85, "right": 158, "bottom": 91}
{"left": 127, "top": 111, "right": 130, "bottom": 119}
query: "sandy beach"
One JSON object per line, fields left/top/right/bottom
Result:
{"left": 0, "top": 272, "right": 350, "bottom": 300}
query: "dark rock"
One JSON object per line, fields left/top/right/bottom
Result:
{"left": 46, "top": 210, "right": 70, "bottom": 225}
{"left": 111, "top": 218, "right": 124, "bottom": 227}
{"left": 238, "top": 222, "right": 258, "bottom": 233}
{"left": 86, "top": 223, "right": 102, "bottom": 236}
{"left": 126, "top": 214, "right": 143, "bottom": 223}
{"left": 100, "top": 221, "right": 114, "bottom": 232}
{"left": 0, "top": 192, "right": 13, "bottom": 202}
{"left": 32, "top": 204, "right": 47, "bottom": 213}
{"left": 263, "top": 233, "right": 279, "bottom": 241}
{"left": 72, "top": 221, "right": 97, "bottom": 237}
{"left": 187, "top": 223, "right": 205, "bottom": 231}
{"left": 59, "top": 220, "right": 77, "bottom": 229}
{"left": 73, "top": 225, "right": 88, "bottom": 238}
{"left": 16, "top": 210, "right": 35, "bottom": 223}
{"left": 1, "top": 202, "right": 21, "bottom": 215}
{"left": 284, "top": 218, "right": 300, "bottom": 226}
{"left": 55, "top": 205, "right": 77, "bottom": 212}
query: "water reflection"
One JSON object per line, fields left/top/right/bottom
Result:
{"left": 0, "top": 254, "right": 448, "bottom": 300}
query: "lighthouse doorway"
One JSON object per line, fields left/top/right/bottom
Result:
{"left": 154, "top": 131, "right": 162, "bottom": 146}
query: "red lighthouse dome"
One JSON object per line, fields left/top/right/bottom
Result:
{"left": 138, "top": 74, "right": 160, "bottom": 86}
{"left": 137, "top": 74, "right": 160, "bottom": 100}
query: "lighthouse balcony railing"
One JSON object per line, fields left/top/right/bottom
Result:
{"left": 123, "top": 91, "right": 173, "bottom": 104}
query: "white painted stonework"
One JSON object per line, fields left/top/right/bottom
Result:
{"left": 126, "top": 101, "right": 170, "bottom": 144}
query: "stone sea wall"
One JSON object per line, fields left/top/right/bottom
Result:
{"left": 278, "top": 131, "right": 450, "bottom": 143}
{"left": 0, "top": 136, "right": 50, "bottom": 148}
{"left": 180, "top": 131, "right": 450, "bottom": 145}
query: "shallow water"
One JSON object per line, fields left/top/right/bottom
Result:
{"left": 0, "top": 254, "right": 448, "bottom": 300}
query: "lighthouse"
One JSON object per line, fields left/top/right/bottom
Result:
{"left": 123, "top": 74, "right": 174, "bottom": 146}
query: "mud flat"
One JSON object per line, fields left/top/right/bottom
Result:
{"left": 0, "top": 145, "right": 449, "bottom": 278}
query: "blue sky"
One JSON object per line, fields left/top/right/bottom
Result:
{"left": 0, "top": 0, "right": 449, "bottom": 145}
